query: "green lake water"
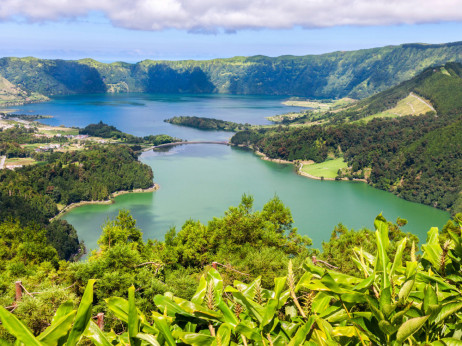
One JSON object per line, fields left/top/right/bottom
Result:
{"left": 14, "top": 94, "right": 451, "bottom": 253}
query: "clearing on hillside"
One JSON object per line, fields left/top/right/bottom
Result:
{"left": 360, "top": 93, "right": 435, "bottom": 122}
{"left": 301, "top": 158, "right": 348, "bottom": 179}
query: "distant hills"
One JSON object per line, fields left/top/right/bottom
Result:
{"left": 0, "top": 41, "right": 462, "bottom": 100}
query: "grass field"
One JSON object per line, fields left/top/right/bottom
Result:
{"left": 40, "top": 128, "right": 79, "bottom": 136}
{"left": 301, "top": 158, "right": 348, "bottom": 179}
{"left": 5, "top": 157, "right": 37, "bottom": 166}
{"left": 359, "top": 93, "right": 434, "bottom": 123}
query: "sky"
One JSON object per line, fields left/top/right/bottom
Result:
{"left": 0, "top": 0, "right": 462, "bottom": 62}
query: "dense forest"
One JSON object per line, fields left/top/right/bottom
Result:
{"left": 1, "top": 42, "right": 462, "bottom": 99}
{"left": 231, "top": 63, "right": 462, "bottom": 214}
{"left": 0, "top": 144, "right": 154, "bottom": 260}
{"left": 165, "top": 116, "right": 251, "bottom": 132}
{"left": 0, "top": 196, "right": 461, "bottom": 344}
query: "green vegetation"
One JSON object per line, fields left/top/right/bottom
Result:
{"left": 232, "top": 63, "right": 462, "bottom": 214}
{"left": 80, "top": 121, "right": 181, "bottom": 145}
{"left": 1, "top": 209, "right": 461, "bottom": 345}
{"left": 326, "top": 62, "right": 462, "bottom": 123}
{"left": 0, "top": 75, "right": 48, "bottom": 106}
{"left": 165, "top": 116, "right": 251, "bottom": 132}
{"left": 357, "top": 93, "right": 434, "bottom": 122}
{"left": 2, "top": 43, "right": 462, "bottom": 344}
{"left": 0, "top": 144, "right": 153, "bottom": 259}
{"left": 0, "top": 196, "right": 318, "bottom": 340}
{"left": 1, "top": 113, "right": 53, "bottom": 121}
{"left": 1, "top": 42, "right": 462, "bottom": 98}
{"left": 301, "top": 158, "right": 348, "bottom": 179}
{"left": 0, "top": 126, "right": 69, "bottom": 158}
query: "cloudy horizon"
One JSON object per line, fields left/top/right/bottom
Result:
{"left": 0, "top": 0, "right": 461, "bottom": 62}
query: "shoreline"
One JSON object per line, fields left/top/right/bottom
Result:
{"left": 254, "top": 149, "right": 366, "bottom": 182}
{"left": 51, "top": 183, "right": 159, "bottom": 221}
{"left": 0, "top": 98, "right": 49, "bottom": 108}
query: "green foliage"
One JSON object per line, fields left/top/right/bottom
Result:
{"left": 61, "top": 197, "right": 313, "bottom": 332}
{"left": 79, "top": 121, "right": 130, "bottom": 140}
{"left": 45, "top": 220, "right": 80, "bottom": 261}
{"left": 159, "top": 195, "right": 314, "bottom": 286}
{"left": 1, "top": 144, "right": 153, "bottom": 212}
{"left": 2, "top": 210, "right": 462, "bottom": 344}
{"left": 79, "top": 121, "right": 181, "bottom": 146}
{"left": 0, "top": 144, "right": 154, "bottom": 260}
{"left": 231, "top": 63, "right": 462, "bottom": 213}
{"left": 0, "top": 220, "right": 59, "bottom": 268}
{"left": 1, "top": 42, "right": 462, "bottom": 98}
{"left": 165, "top": 116, "right": 251, "bottom": 132}
{"left": 320, "top": 219, "right": 418, "bottom": 277}
{"left": 232, "top": 113, "right": 462, "bottom": 214}
{"left": 98, "top": 210, "right": 143, "bottom": 251}
{"left": 330, "top": 62, "right": 462, "bottom": 122}
{"left": 0, "top": 280, "right": 94, "bottom": 345}
{"left": 10, "top": 212, "right": 461, "bottom": 345}
{"left": 0, "top": 126, "right": 68, "bottom": 158}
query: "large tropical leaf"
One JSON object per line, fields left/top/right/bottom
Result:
{"left": 287, "top": 316, "right": 315, "bottom": 346}
{"left": 191, "top": 275, "right": 207, "bottom": 305}
{"left": 422, "top": 227, "right": 448, "bottom": 272}
{"left": 128, "top": 285, "right": 141, "bottom": 346}
{"left": 37, "top": 311, "right": 76, "bottom": 345}
{"left": 0, "top": 306, "right": 41, "bottom": 346}
{"left": 67, "top": 279, "right": 96, "bottom": 346}
{"left": 83, "top": 320, "right": 113, "bottom": 346}
{"left": 395, "top": 315, "right": 430, "bottom": 344}
{"left": 152, "top": 315, "right": 175, "bottom": 346}
{"left": 106, "top": 296, "right": 158, "bottom": 334}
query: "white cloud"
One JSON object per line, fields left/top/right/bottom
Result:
{"left": 1, "top": 0, "right": 462, "bottom": 31}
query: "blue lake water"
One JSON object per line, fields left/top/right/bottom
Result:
{"left": 13, "top": 94, "right": 451, "bottom": 253}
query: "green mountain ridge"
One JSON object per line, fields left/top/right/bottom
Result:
{"left": 329, "top": 61, "right": 462, "bottom": 122}
{"left": 1, "top": 41, "right": 462, "bottom": 99}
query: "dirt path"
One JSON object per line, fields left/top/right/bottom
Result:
{"left": 410, "top": 92, "right": 437, "bottom": 115}
{"left": 407, "top": 102, "right": 416, "bottom": 114}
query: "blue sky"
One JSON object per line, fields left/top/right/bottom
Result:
{"left": 0, "top": 3, "right": 461, "bottom": 63}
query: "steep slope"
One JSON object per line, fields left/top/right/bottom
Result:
{"left": 388, "top": 118, "right": 462, "bottom": 211}
{"left": 0, "top": 75, "right": 48, "bottom": 106}
{"left": 231, "top": 63, "right": 462, "bottom": 213}
{"left": 0, "top": 41, "right": 461, "bottom": 98}
{"left": 329, "top": 62, "right": 462, "bottom": 122}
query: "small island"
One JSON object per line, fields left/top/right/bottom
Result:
{"left": 165, "top": 116, "right": 251, "bottom": 131}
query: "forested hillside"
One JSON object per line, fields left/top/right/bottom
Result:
{"left": 0, "top": 75, "right": 48, "bottom": 106}
{"left": 1, "top": 41, "right": 462, "bottom": 98}
{"left": 232, "top": 63, "right": 462, "bottom": 214}
{"left": 0, "top": 144, "right": 153, "bottom": 259}
{"left": 328, "top": 62, "right": 462, "bottom": 122}
{"left": 165, "top": 116, "right": 251, "bottom": 131}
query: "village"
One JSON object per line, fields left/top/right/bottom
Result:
{"left": 0, "top": 114, "right": 110, "bottom": 170}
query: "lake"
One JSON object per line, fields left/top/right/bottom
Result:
{"left": 14, "top": 93, "right": 450, "bottom": 253}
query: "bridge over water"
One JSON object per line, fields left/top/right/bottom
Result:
{"left": 143, "top": 141, "right": 230, "bottom": 151}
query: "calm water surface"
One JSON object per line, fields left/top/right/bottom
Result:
{"left": 14, "top": 94, "right": 450, "bottom": 252}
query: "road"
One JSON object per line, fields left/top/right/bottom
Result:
{"left": 0, "top": 156, "right": 5, "bottom": 170}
